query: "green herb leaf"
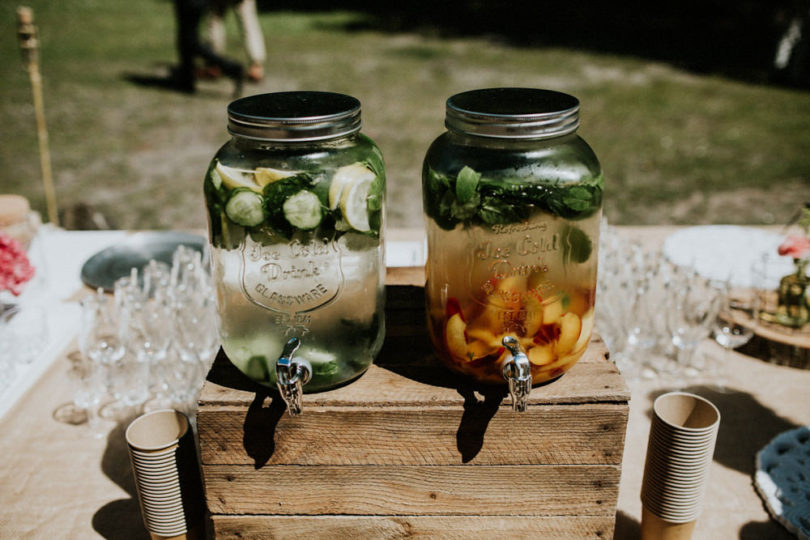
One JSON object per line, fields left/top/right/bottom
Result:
{"left": 451, "top": 192, "right": 480, "bottom": 221}
{"left": 562, "top": 186, "right": 593, "bottom": 212}
{"left": 562, "top": 224, "right": 593, "bottom": 264}
{"left": 479, "top": 195, "right": 522, "bottom": 224}
{"left": 455, "top": 166, "right": 481, "bottom": 204}
{"left": 367, "top": 174, "right": 384, "bottom": 212}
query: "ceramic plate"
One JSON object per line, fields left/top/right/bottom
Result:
{"left": 662, "top": 225, "right": 794, "bottom": 289}
{"left": 80, "top": 232, "right": 205, "bottom": 292}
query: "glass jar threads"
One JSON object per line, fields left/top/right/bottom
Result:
{"left": 205, "top": 91, "right": 386, "bottom": 413}
{"left": 422, "top": 88, "right": 603, "bottom": 408}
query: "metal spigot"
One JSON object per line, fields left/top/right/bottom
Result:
{"left": 501, "top": 336, "right": 532, "bottom": 412}
{"left": 276, "top": 337, "right": 311, "bottom": 416}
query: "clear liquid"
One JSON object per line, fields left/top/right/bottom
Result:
{"left": 212, "top": 232, "right": 385, "bottom": 391}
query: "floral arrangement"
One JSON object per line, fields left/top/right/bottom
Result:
{"left": 0, "top": 231, "right": 35, "bottom": 296}
{"left": 774, "top": 207, "right": 810, "bottom": 327}
{"left": 778, "top": 235, "right": 810, "bottom": 260}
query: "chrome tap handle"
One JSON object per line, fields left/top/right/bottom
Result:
{"left": 275, "top": 337, "right": 311, "bottom": 416}
{"left": 501, "top": 336, "right": 532, "bottom": 412}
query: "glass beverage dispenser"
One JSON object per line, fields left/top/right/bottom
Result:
{"left": 422, "top": 88, "right": 603, "bottom": 411}
{"left": 205, "top": 92, "right": 386, "bottom": 415}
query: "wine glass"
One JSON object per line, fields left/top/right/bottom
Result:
{"left": 68, "top": 351, "right": 106, "bottom": 438}
{"left": 79, "top": 290, "right": 126, "bottom": 396}
{"left": 711, "top": 257, "right": 764, "bottom": 386}
{"left": 667, "top": 273, "right": 724, "bottom": 379}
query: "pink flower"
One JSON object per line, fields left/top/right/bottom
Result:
{"left": 0, "top": 232, "right": 35, "bottom": 296}
{"left": 778, "top": 235, "right": 810, "bottom": 259}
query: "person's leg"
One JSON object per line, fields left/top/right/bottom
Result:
{"left": 208, "top": 1, "right": 227, "bottom": 55}
{"left": 173, "top": 0, "right": 202, "bottom": 92}
{"left": 235, "top": 0, "right": 266, "bottom": 81}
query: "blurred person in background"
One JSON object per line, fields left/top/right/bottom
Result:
{"left": 173, "top": 0, "right": 245, "bottom": 95}
{"left": 206, "top": 0, "right": 267, "bottom": 82}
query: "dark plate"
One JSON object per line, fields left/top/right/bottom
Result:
{"left": 80, "top": 231, "right": 206, "bottom": 292}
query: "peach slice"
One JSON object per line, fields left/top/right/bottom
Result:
{"left": 528, "top": 343, "right": 555, "bottom": 366}
{"left": 493, "top": 276, "right": 527, "bottom": 309}
{"left": 468, "top": 302, "right": 503, "bottom": 335}
{"left": 467, "top": 327, "right": 498, "bottom": 346}
{"left": 542, "top": 297, "right": 564, "bottom": 325}
{"left": 467, "top": 339, "right": 499, "bottom": 360}
{"left": 572, "top": 308, "right": 594, "bottom": 353}
{"left": 523, "top": 295, "right": 544, "bottom": 337}
{"left": 445, "top": 313, "right": 468, "bottom": 361}
{"left": 556, "top": 312, "right": 582, "bottom": 356}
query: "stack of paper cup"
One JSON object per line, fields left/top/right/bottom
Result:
{"left": 125, "top": 409, "right": 205, "bottom": 540}
{"left": 640, "top": 392, "right": 721, "bottom": 540}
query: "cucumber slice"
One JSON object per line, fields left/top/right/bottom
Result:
{"left": 225, "top": 190, "right": 265, "bottom": 227}
{"left": 282, "top": 190, "right": 322, "bottom": 230}
{"left": 303, "top": 349, "right": 339, "bottom": 377}
{"left": 244, "top": 355, "right": 269, "bottom": 381}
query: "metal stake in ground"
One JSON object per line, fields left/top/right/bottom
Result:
{"left": 17, "top": 6, "right": 59, "bottom": 227}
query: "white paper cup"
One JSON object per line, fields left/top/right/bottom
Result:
{"left": 641, "top": 392, "right": 720, "bottom": 526}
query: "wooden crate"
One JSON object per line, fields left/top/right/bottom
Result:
{"left": 198, "top": 267, "right": 629, "bottom": 539}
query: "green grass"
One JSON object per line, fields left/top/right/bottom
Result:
{"left": 1, "top": 0, "right": 809, "bottom": 229}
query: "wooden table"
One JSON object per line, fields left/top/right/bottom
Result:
{"left": 0, "top": 227, "right": 807, "bottom": 539}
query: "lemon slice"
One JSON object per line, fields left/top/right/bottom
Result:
{"left": 255, "top": 167, "right": 298, "bottom": 187}
{"left": 329, "top": 162, "right": 375, "bottom": 210}
{"left": 215, "top": 161, "right": 261, "bottom": 192}
{"left": 339, "top": 174, "right": 373, "bottom": 232}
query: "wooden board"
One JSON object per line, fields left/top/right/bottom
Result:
{"left": 211, "top": 515, "right": 616, "bottom": 539}
{"left": 198, "top": 403, "right": 627, "bottom": 466}
{"left": 204, "top": 464, "right": 619, "bottom": 516}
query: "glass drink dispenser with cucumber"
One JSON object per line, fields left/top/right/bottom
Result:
{"left": 205, "top": 92, "right": 386, "bottom": 415}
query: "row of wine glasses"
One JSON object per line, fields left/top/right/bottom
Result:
{"left": 71, "top": 246, "right": 218, "bottom": 434}
{"left": 596, "top": 220, "right": 763, "bottom": 384}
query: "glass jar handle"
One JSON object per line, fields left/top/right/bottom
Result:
{"left": 276, "top": 337, "right": 311, "bottom": 416}
{"left": 501, "top": 336, "right": 532, "bottom": 412}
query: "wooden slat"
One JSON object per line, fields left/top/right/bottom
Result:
{"left": 198, "top": 403, "right": 627, "bottom": 466}
{"left": 204, "top": 464, "right": 620, "bottom": 516}
{"left": 199, "top": 335, "right": 628, "bottom": 408}
{"left": 211, "top": 515, "right": 616, "bottom": 539}
{"left": 385, "top": 265, "right": 425, "bottom": 287}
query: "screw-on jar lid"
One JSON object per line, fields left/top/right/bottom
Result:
{"left": 445, "top": 88, "right": 579, "bottom": 139}
{"left": 227, "top": 91, "right": 362, "bottom": 142}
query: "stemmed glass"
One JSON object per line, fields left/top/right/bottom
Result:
{"left": 79, "top": 290, "right": 126, "bottom": 396}
{"left": 75, "top": 290, "right": 125, "bottom": 435}
{"left": 67, "top": 351, "right": 106, "bottom": 438}
{"left": 710, "top": 257, "right": 764, "bottom": 386}
{"left": 667, "top": 272, "right": 724, "bottom": 379}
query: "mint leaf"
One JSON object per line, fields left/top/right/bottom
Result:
{"left": 427, "top": 166, "right": 451, "bottom": 191}
{"left": 455, "top": 166, "right": 481, "bottom": 204}
{"left": 367, "top": 175, "right": 384, "bottom": 212}
{"left": 582, "top": 174, "right": 604, "bottom": 189}
{"left": 562, "top": 186, "right": 592, "bottom": 211}
{"left": 562, "top": 224, "right": 592, "bottom": 264}
{"left": 451, "top": 192, "right": 480, "bottom": 221}
{"left": 479, "top": 196, "right": 522, "bottom": 224}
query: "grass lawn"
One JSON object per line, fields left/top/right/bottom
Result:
{"left": 1, "top": 0, "right": 809, "bottom": 230}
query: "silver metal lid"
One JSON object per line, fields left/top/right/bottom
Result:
{"left": 227, "top": 91, "right": 362, "bottom": 142}
{"left": 445, "top": 88, "right": 580, "bottom": 139}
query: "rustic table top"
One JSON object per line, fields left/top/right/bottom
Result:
{"left": 0, "top": 226, "right": 807, "bottom": 539}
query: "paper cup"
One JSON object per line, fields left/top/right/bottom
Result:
{"left": 641, "top": 507, "right": 697, "bottom": 540}
{"left": 126, "top": 410, "right": 205, "bottom": 538}
{"left": 641, "top": 392, "right": 720, "bottom": 527}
